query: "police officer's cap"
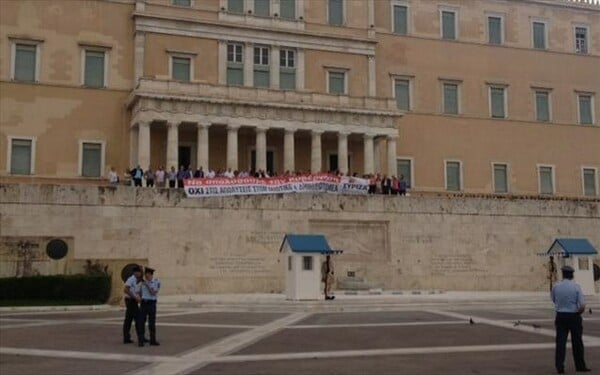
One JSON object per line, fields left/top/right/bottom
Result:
{"left": 561, "top": 265, "right": 575, "bottom": 273}
{"left": 144, "top": 267, "right": 155, "bottom": 274}
{"left": 131, "top": 265, "right": 142, "bottom": 272}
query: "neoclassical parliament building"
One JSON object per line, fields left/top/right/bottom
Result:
{"left": 1, "top": 0, "right": 599, "bottom": 197}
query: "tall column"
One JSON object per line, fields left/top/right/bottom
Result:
{"left": 244, "top": 42, "right": 253, "bottom": 87}
{"left": 363, "top": 134, "right": 374, "bottom": 175}
{"left": 337, "top": 131, "right": 349, "bottom": 175}
{"left": 137, "top": 121, "right": 151, "bottom": 168}
{"left": 129, "top": 125, "right": 138, "bottom": 168}
{"left": 311, "top": 130, "right": 323, "bottom": 173}
{"left": 196, "top": 123, "right": 209, "bottom": 170}
{"left": 271, "top": 46, "right": 280, "bottom": 89}
{"left": 368, "top": 55, "right": 376, "bottom": 97}
{"left": 374, "top": 137, "right": 382, "bottom": 174}
{"left": 134, "top": 31, "right": 145, "bottom": 83}
{"left": 255, "top": 127, "right": 267, "bottom": 172}
{"left": 166, "top": 121, "right": 179, "bottom": 169}
{"left": 227, "top": 125, "right": 239, "bottom": 170}
{"left": 296, "top": 49, "right": 305, "bottom": 91}
{"left": 283, "top": 128, "right": 295, "bottom": 173}
{"left": 218, "top": 40, "right": 227, "bottom": 85}
{"left": 387, "top": 135, "right": 398, "bottom": 177}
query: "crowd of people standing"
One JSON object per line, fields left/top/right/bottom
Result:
{"left": 107, "top": 165, "right": 410, "bottom": 195}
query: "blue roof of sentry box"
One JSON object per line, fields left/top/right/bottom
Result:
{"left": 547, "top": 238, "right": 597, "bottom": 256}
{"left": 279, "top": 234, "right": 334, "bottom": 254}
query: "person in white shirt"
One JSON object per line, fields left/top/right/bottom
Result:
{"left": 224, "top": 168, "right": 235, "bottom": 178}
{"left": 155, "top": 167, "right": 166, "bottom": 188}
{"left": 107, "top": 167, "right": 119, "bottom": 185}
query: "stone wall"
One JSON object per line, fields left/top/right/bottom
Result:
{"left": 1, "top": 183, "right": 599, "bottom": 295}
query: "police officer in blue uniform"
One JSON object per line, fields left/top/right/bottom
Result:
{"left": 137, "top": 267, "right": 161, "bottom": 346}
{"left": 551, "top": 265, "right": 590, "bottom": 373}
{"left": 123, "top": 265, "right": 143, "bottom": 344}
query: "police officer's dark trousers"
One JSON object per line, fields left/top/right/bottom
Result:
{"left": 555, "top": 312, "right": 587, "bottom": 371}
{"left": 123, "top": 298, "right": 142, "bottom": 342}
{"left": 138, "top": 300, "right": 157, "bottom": 343}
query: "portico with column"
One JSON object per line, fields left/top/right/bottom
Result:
{"left": 128, "top": 80, "right": 402, "bottom": 177}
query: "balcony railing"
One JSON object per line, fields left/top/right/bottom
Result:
{"left": 133, "top": 78, "right": 399, "bottom": 113}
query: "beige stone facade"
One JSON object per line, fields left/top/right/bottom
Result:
{"left": 1, "top": 0, "right": 599, "bottom": 196}
{"left": 1, "top": 183, "right": 598, "bottom": 294}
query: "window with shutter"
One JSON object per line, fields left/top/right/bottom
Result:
{"left": 228, "top": 0, "right": 244, "bottom": 13}
{"left": 583, "top": 169, "right": 597, "bottom": 196}
{"left": 493, "top": 164, "right": 508, "bottom": 193}
{"left": 227, "top": 44, "right": 244, "bottom": 85}
{"left": 280, "top": 49, "right": 296, "bottom": 90}
{"left": 82, "top": 142, "right": 102, "bottom": 177}
{"left": 539, "top": 166, "right": 554, "bottom": 194}
{"left": 280, "top": 0, "right": 295, "bottom": 19}
{"left": 328, "top": 0, "right": 344, "bottom": 26}
{"left": 254, "top": 0, "right": 270, "bottom": 16}
{"left": 535, "top": 91, "right": 550, "bottom": 122}
{"left": 395, "top": 79, "right": 410, "bottom": 110}
{"left": 10, "top": 139, "right": 33, "bottom": 175}
{"left": 575, "top": 27, "right": 588, "bottom": 54}
{"left": 14, "top": 44, "right": 37, "bottom": 82}
{"left": 488, "top": 16, "right": 502, "bottom": 45}
{"left": 328, "top": 71, "right": 345, "bottom": 94}
{"left": 446, "top": 161, "right": 461, "bottom": 191}
{"left": 490, "top": 87, "right": 506, "bottom": 118}
{"left": 172, "top": 57, "right": 191, "bottom": 82}
{"left": 84, "top": 50, "right": 105, "bottom": 87}
{"left": 253, "top": 46, "right": 270, "bottom": 88}
{"left": 393, "top": 5, "right": 407, "bottom": 35}
{"left": 396, "top": 159, "right": 412, "bottom": 187}
{"left": 533, "top": 22, "right": 546, "bottom": 49}
{"left": 173, "top": 0, "right": 191, "bottom": 6}
{"left": 578, "top": 95, "right": 593, "bottom": 125}
{"left": 441, "top": 11, "right": 456, "bottom": 40}
{"left": 443, "top": 83, "right": 458, "bottom": 114}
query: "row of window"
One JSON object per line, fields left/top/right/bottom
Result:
{"left": 7, "top": 137, "right": 598, "bottom": 197}
{"left": 396, "top": 158, "right": 599, "bottom": 197}
{"left": 9, "top": 37, "right": 597, "bottom": 125}
{"left": 393, "top": 78, "right": 596, "bottom": 125}
{"left": 176, "top": 0, "right": 593, "bottom": 55}
{"left": 391, "top": 2, "right": 592, "bottom": 54}
{"left": 11, "top": 41, "right": 108, "bottom": 88}
{"left": 8, "top": 137, "right": 104, "bottom": 178}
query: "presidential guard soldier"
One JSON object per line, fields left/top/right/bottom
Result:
{"left": 546, "top": 255, "right": 558, "bottom": 291}
{"left": 321, "top": 255, "right": 335, "bottom": 300}
{"left": 123, "top": 265, "right": 143, "bottom": 344}
{"left": 551, "top": 265, "right": 590, "bottom": 373}
{"left": 138, "top": 267, "right": 161, "bottom": 346}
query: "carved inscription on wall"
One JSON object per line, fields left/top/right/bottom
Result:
{"left": 430, "top": 255, "right": 482, "bottom": 275}
{"left": 208, "top": 256, "right": 271, "bottom": 276}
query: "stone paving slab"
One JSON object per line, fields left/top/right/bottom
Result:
{"left": 292, "top": 311, "right": 458, "bottom": 326}
{"left": 198, "top": 347, "right": 600, "bottom": 375}
{"left": 519, "top": 319, "right": 600, "bottom": 337}
{"left": 0, "top": 323, "right": 243, "bottom": 356}
{"left": 234, "top": 323, "right": 552, "bottom": 355}
{"left": 159, "top": 312, "right": 289, "bottom": 326}
{"left": 461, "top": 309, "right": 555, "bottom": 321}
{"left": 0, "top": 354, "right": 146, "bottom": 375}
{"left": 0, "top": 310, "right": 124, "bottom": 321}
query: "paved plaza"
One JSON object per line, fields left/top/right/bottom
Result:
{"left": 1, "top": 293, "right": 599, "bottom": 375}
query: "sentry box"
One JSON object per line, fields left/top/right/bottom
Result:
{"left": 547, "top": 238, "right": 597, "bottom": 295}
{"left": 279, "top": 234, "right": 342, "bottom": 301}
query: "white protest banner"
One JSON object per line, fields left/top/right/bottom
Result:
{"left": 184, "top": 174, "right": 368, "bottom": 198}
